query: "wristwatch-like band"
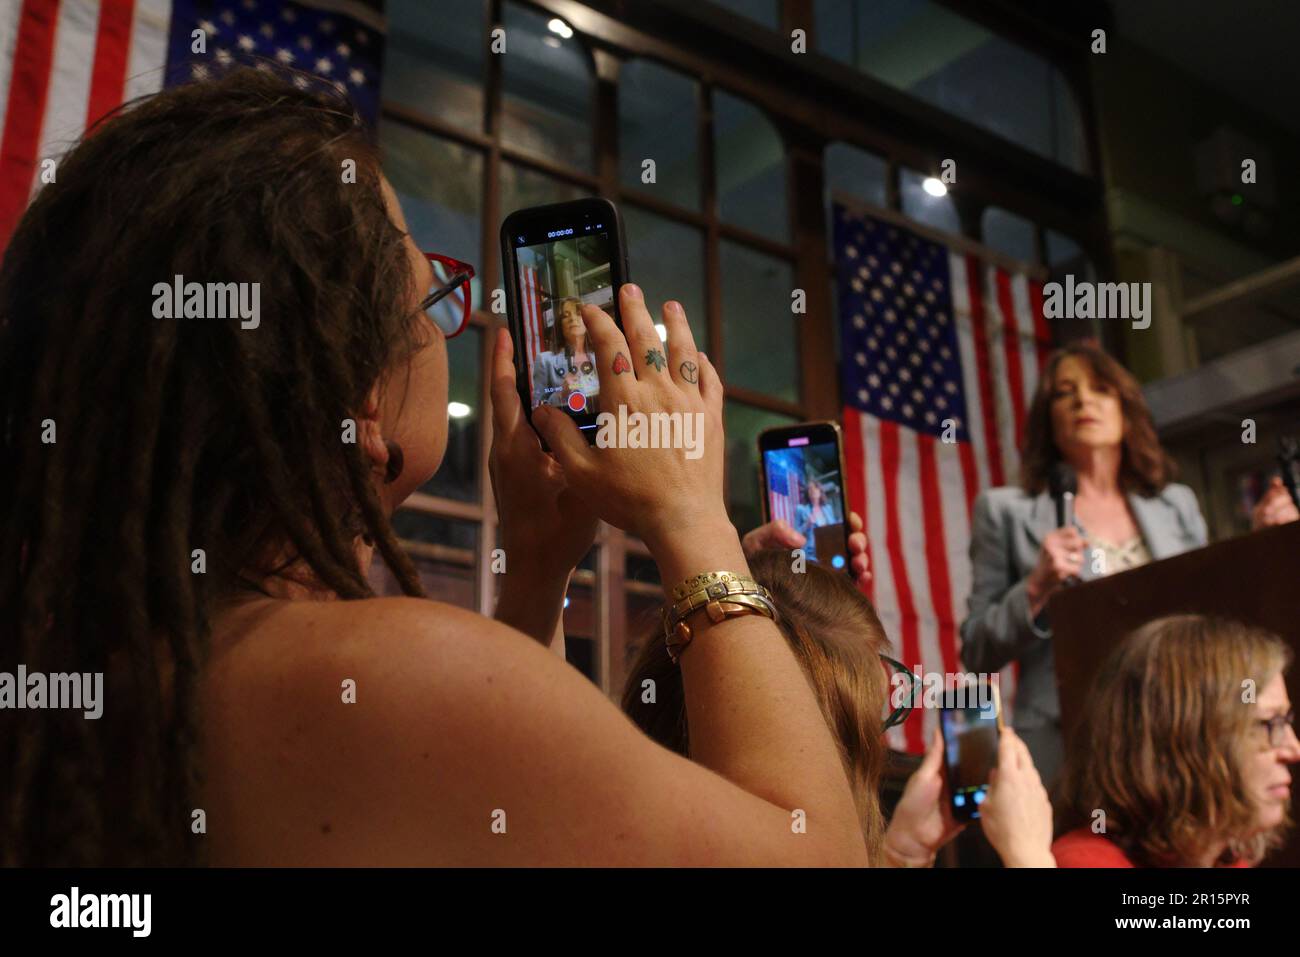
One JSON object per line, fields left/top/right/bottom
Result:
{"left": 661, "top": 571, "right": 777, "bottom": 663}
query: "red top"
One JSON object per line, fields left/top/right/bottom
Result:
{"left": 1052, "top": 828, "right": 1252, "bottom": 868}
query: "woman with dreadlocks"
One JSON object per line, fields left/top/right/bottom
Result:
{"left": 0, "top": 68, "right": 868, "bottom": 866}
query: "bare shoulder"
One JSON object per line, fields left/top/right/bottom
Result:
{"left": 201, "top": 595, "right": 845, "bottom": 866}
{"left": 199, "top": 597, "right": 701, "bottom": 866}
{"left": 200, "top": 596, "right": 593, "bottom": 864}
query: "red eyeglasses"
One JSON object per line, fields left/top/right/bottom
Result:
{"left": 419, "top": 252, "right": 476, "bottom": 339}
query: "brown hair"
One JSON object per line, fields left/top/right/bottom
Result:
{"left": 1062, "top": 614, "right": 1293, "bottom": 867}
{"left": 621, "top": 550, "right": 891, "bottom": 861}
{"left": 1020, "top": 342, "right": 1175, "bottom": 496}
{"left": 549, "top": 296, "right": 584, "bottom": 354}
{"left": 0, "top": 68, "right": 426, "bottom": 865}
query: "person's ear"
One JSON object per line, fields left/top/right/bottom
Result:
{"left": 358, "top": 382, "right": 390, "bottom": 476}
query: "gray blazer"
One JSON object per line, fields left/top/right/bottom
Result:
{"left": 959, "top": 483, "right": 1208, "bottom": 733}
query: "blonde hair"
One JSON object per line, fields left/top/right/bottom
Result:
{"left": 1064, "top": 614, "right": 1292, "bottom": 866}
{"left": 621, "top": 550, "right": 891, "bottom": 861}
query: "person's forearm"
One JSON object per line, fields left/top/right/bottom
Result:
{"left": 495, "top": 562, "right": 570, "bottom": 655}
{"left": 644, "top": 517, "right": 866, "bottom": 862}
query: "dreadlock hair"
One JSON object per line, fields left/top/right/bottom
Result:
{"left": 0, "top": 67, "right": 428, "bottom": 866}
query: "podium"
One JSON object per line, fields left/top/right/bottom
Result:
{"left": 1050, "top": 520, "right": 1300, "bottom": 866}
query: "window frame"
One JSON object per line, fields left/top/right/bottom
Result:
{"left": 378, "top": 0, "right": 1109, "bottom": 700}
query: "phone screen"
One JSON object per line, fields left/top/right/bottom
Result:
{"left": 511, "top": 224, "right": 615, "bottom": 431}
{"left": 940, "top": 681, "right": 1001, "bottom": 821}
{"left": 760, "top": 433, "right": 849, "bottom": 571}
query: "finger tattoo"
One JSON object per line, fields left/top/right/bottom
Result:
{"left": 679, "top": 360, "right": 698, "bottom": 383}
{"left": 645, "top": 348, "right": 667, "bottom": 372}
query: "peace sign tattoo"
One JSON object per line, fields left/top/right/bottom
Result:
{"left": 679, "top": 360, "right": 698, "bottom": 384}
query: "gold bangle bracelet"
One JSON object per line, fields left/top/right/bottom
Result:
{"left": 661, "top": 571, "right": 776, "bottom": 663}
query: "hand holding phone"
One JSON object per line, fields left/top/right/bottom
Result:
{"left": 525, "top": 284, "right": 726, "bottom": 552}
{"left": 977, "top": 729, "right": 1055, "bottom": 868}
{"left": 757, "top": 422, "right": 851, "bottom": 573}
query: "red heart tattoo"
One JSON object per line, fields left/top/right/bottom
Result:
{"left": 612, "top": 353, "right": 631, "bottom": 374}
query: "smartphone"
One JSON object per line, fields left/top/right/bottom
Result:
{"left": 757, "top": 421, "right": 851, "bottom": 572}
{"left": 939, "top": 677, "right": 1003, "bottom": 822}
{"left": 500, "top": 198, "right": 630, "bottom": 444}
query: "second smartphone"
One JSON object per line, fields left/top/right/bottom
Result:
{"left": 757, "top": 421, "right": 851, "bottom": 573}
{"left": 499, "top": 198, "right": 630, "bottom": 444}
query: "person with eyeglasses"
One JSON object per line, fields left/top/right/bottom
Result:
{"left": 0, "top": 67, "right": 879, "bottom": 866}
{"left": 623, "top": 548, "right": 1057, "bottom": 867}
{"left": 531, "top": 296, "right": 601, "bottom": 409}
{"left": 1054, "top": 614, "right": 1299, "bottom": 867}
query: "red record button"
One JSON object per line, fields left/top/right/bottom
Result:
{"left": 567, "top": 391, "right": 587, "bottom": 413}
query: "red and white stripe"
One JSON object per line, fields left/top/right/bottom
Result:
{"left": 845, "top": 251, "right": 1047, "bottom": 753}
{"left": 0, "top": 0, "right": 172, "bottom": 251}
{"left": 520, "top": 264, "right": 546, "bottom": 368}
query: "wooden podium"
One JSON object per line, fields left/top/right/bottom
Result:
{"left": 1050, "top": 520, "right": 1300, "bottom": 866}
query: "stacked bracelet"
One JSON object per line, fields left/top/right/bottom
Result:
{"left": 661, "top": 570, "right": 777, "bottom": 663}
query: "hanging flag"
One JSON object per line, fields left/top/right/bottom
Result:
{"left": 0, "top": 0, "right": 385, "bottom": 252}
{"left": 834, "top": 201, "right": 1052, "bottom": 753}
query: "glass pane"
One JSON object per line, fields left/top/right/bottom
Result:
{"left": 375, "top": 511, "right": 479, "bottom": 609}
{"left": 501, "top": 2, "right": 593, "bottom": 172}
{"left": 825, "top": 141, "right": 888, "bottom": 258}
{"left": 725, "top": 400, "right": 799, "bottom": 535}
{"left": 420, "top": 325, "right": 481, "bottom": 503}
{"left": 825, "top": 142, "right": 888, "bottom": 210}
{"left": 381, "top": 120, "right": 484, "bottom": 310}
{"left": 620, "top": 59, "right": 701, "bottom": 210}
{"left": 386, "top": 0, "right": 484, "bottom": 133}
{"left": 499, "top": 161, "right": 586, "bottom": 217}
{"left": 1046, "top": 229, "right": 1095, "bottom": 283}
{"left": 714, "top": 90, "right": 787, "bottom": 242}
{"left": 623, "top": 205, "right": 708, "bottom": 348}
{"left": 813, "top": 0, "right": 1087, "bottom": 173}
{"left": 710, "top": 0, "right": 780, "bottom": 28}
{"left": 900, "top": 167, "right": 961, "bottom": 236}
{"left": 721, "top": 240, "right": 797, "bottom": 401}
{"left": 981, "top": 207, "right": 1037, "bottom": 265}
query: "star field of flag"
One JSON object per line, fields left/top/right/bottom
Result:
{"left": 165, "top": 0, "right": 383, "bottom": 125}
{"left": 836, "top": 207, "right": 971, "bottom": 443}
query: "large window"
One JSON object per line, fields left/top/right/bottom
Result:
{"left": 501, "top": 3, "right": 594, "bottom": 171}
{"left": 714, "top": 89, "right": 788, "bottom": 243}
{"left": 814, "top": 0, "right": 1087, "bottom": 173}
{"left": 377, "top": 0, "right": 1099, "bottom": 702}
{"left": 386, "top": 0, "right": 485, "bottom": 133}
{"left": 619, "top": 59, "right": 702, "bottom": 211}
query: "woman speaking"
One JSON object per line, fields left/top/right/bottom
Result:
{"left": 959, "top": 343, "right": 1294, "bottom": 786}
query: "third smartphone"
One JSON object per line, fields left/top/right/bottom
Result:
{"left": 757, "top": 421, "right": 851, "bottom": 573}
{"left": 940, "top": 677, "right": 1003, "bottom": 822}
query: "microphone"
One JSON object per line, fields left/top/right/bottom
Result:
{"left": 1049, "top": 462, "right": 1077, "bottom": 530}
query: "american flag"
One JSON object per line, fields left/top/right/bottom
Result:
{"left": 834, "top": 202, "right": 1051, "bottom": 754}
{"left": 0, "top": 0, "right": 384, "bottom": 252}
{"left": 520, "top": 263, "right": 547, "bottom": 368}
{"left": 767, "top": 459, "right": 802, "bottom": 527}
